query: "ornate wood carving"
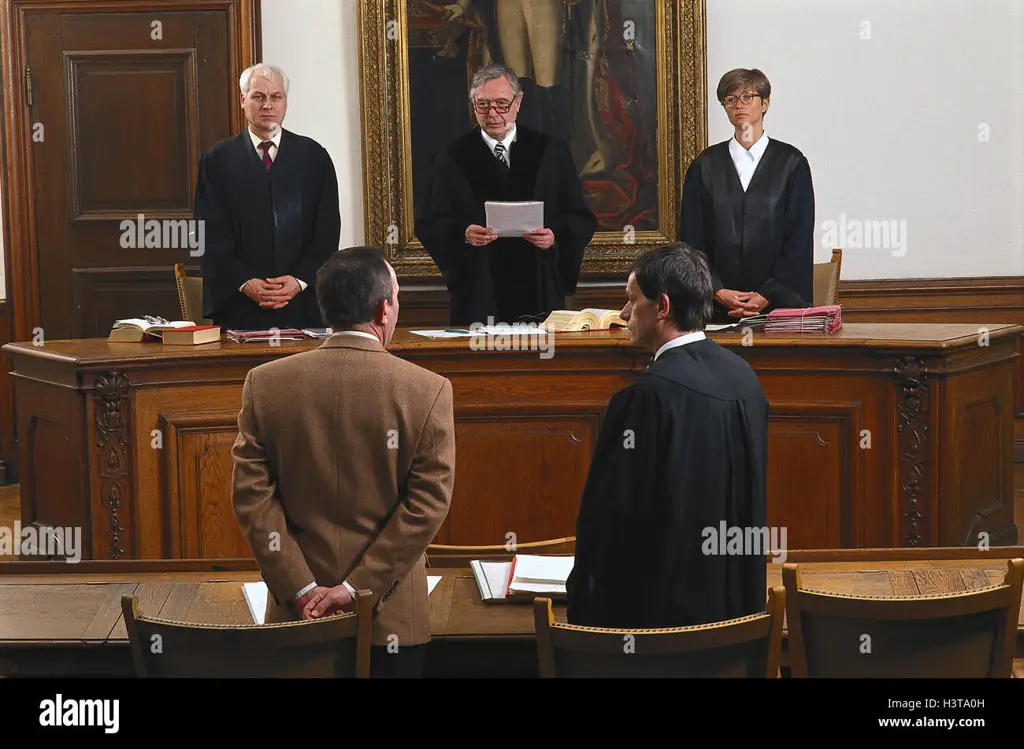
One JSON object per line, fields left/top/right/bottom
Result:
{"left": 895, "top": 357, "right": 928, "bottom": 546}
{"left": 94, "top": 371, "right": 131, "bottom": 558}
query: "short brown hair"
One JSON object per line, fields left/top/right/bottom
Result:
{"left": 316, "top": 246, "right": 394, "bottom": 328}
{"left": 631, "top": 242, "right": 714, "bottom": 332}
{"left": 716, "top": 68, "right": 771, "bottom": 103}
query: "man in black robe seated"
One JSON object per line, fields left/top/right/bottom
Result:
{"left": 194, "top": 63, "right": 341, "bottom": 330}
{"left": 679, "top": 68, "right": 814, "bottom": 323}
{"left": 415, "top": 63, "right": 596, "bottom": 326}
{"left": 566, "top": 242, "right": 769, "bottom": 628}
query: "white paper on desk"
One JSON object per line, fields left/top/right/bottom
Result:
{"left": 243, "top": 582, "right": 268, "bottom": 625}
{"left": 471, "top": 324, "right": 551, "bottom": 336}
{"left": 244, "top": 578, "right": 441, "bottom": 625}
{"left": 705, "top": 323, "right": 739, "bottom": 331}
{"left": 485, "top": 201, "right": 544, "bottom": 237}
{"left": 409, "top": 329, "right": 474, "bottom": 338}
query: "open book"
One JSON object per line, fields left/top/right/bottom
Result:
{"left": 108, "top": 318, "right": 196, "bottom": 342}
{"left": 541, "top": 309, "right": 626, "bottom": 332}
{"left": 470, "top": 554, "right": 575, "bottom": 603}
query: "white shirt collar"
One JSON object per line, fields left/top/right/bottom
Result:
{"left": 480, "top": 124, "right": 517, "bottom": 159}
{"left": 729, "top": 131, "right": 769, "bottom": 162}
{"left": 248, "top": 126, "right": 282, "bottom": 153}
{"left": 654, "top": 330, "right": 706, "bottom": 361}
{"left": 332, "top": 330, "right": 378, "bottom": 342}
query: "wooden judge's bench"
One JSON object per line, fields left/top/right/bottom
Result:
{"left": 3, "top": 322, "right": 1021, "bottom": 561}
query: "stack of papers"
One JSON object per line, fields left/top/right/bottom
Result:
{"left": 764, "top": 305, "right": 842, "bottom": 334}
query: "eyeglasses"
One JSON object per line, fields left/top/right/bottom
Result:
{"left": 722, "top": 93, "right": 762, "bottom": 107}
{"left": 473, "top": 99, "right": 515, "bottom": 114}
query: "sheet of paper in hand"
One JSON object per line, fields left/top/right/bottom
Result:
{"left": 485, "top": 201, "right": 544, "bottom": 238}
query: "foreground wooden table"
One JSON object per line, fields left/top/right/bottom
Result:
{"left": 3, "top": 322, "right": 1020, "bottom": 560}
{"left": 0, "top": 548, "right": 1021, "bottom": 677}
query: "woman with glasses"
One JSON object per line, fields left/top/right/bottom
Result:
{"left": 678, "top": 68, "right": 814, "bottom": 324}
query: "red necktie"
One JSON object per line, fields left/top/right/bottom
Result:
{"left": 260, "top": 141, "right": 273, "bottom": 170}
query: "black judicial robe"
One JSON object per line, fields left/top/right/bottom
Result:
{"left": 194, "top": 129, "right": 341, "bottom": 329}
{"left": 566, "top": 338, "right": 769, "bottom": 629}
{"left": 679, "top": 138, "right": 814, "bottom": 322}
{"left": 415, "top": 125, "right": 597, "bottom": 325}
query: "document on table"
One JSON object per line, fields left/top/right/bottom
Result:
{"left": 409, "top": 329, "right": 475, "bottom": 338}
{"left": 243, "top": 578, "right": 444, "bottom": 624}
{"left": 485, "top": 201, "right": 544, "bottom": 237}
{"left": 705, "top": 323, "right": 739, "bottom": 331}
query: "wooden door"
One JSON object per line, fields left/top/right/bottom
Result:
{"left": 22, "top": 6, "right": 247, "bottom": 339}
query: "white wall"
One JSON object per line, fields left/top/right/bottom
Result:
{"left": 261, "top": 0, "right": 1024, "bottom": 280}
{"left": 261, "top": 0, "right": 364, "bottom": 249}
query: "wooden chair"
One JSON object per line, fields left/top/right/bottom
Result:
{"left": 120, "top": 590, "right": 373, "bottom": 677}
{"left": 533, "top": 587, "right": 785, "bottom": 677}
{"left": 813, "top": 247, "right": 842, "bottom": 306}
{"left": 427, "top": 536, "right": 575, "bottom": 568}
{"left": 783, "top": 558, "right": 1024, "bottom": 678}
{"left": 173, "top": 263, "right": 211, "bottom": 324}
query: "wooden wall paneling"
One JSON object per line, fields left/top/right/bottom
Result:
{"left": 13, "top": 374, "right": 90, "bottom": 556}
{"left": 441, "top": 405, "right": 601, "bottom": 547}
{"left": 939, "top": 352, "right": 1017, "bottom": 546}
{"left": 132, "top": 381, "right": 245, "bottom": 559}
{"left": 161, "top": 410, "right": 248, "bottom": 559}
{"left": 0, "top": 0, "right": 261, "bottom": 482}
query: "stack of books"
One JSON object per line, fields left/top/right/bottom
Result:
{"left": 470, "top": 554, "right": 574, "bottom": 603}
{"left": 109, "top": 318, "right": 221, "bottom": 344}
{"left": 764, "top": 304, "right": 842, "bottom": 334}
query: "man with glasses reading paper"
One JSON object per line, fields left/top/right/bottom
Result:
{"left": 416, "top": 64, "right": 596, "bottom": 326}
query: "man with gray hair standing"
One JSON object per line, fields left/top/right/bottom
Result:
{"left": 416, "top": 63, "right": 596, "bottom": 326}
{"left": 195, "top": 63, "right": 341, "bottom": 330}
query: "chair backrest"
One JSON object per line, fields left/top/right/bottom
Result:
{"left": 173, "top": 263, "right": 211, "bottom": 324}
{"left": 812, "top": 247, "right": 842, "bottom": 306}
{"left": 427, "top": 537, "right": 575, "bottom": 568}
{"left": 120, "top": 590, "right": 373, "bottom": 677}
{"left": 533, "top": 587, "right": 785, "bottom": 677}
{"left": 783, "top": 559, "right": 1024, "bottom": 677}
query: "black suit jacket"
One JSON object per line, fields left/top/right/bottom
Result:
{"left": 415, "top": 125, "right": 596, "bottom": 325}
{"left": 679, "top": 138, "right": 814, "bottom": 321}
{"left": 194, "top": 128, "right": 341, "bottom": 329}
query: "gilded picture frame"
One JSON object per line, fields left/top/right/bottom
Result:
{"left": 357, "top": 0, "right": 708, "bottom": 280}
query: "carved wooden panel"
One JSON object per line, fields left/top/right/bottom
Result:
{"left": 895, "top": 357, "right": 931, "bottom": 547}
{"left": 91, "top": 372, "right": 133, "bottom": 559}
{"left": 66, "top": 50, "right": 197, "bottom": 221}
{"left": 71, "top": 267, "right": 187, "bottom": 339}
{"left": 163, "top": 412, "right": 250, "bottom": 560}
{"left": 439, "top": 413, "right": 599, "bottom": 546}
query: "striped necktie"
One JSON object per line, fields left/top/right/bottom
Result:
{"left": 260, "top": 141, "right": 273, "bottom": 170}
{"left": 494, "top": 141, "right": 509, "bottom": 174}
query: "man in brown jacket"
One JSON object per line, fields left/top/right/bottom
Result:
{"left": 231, "top": 245, "right": 456, "bottom": 677}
